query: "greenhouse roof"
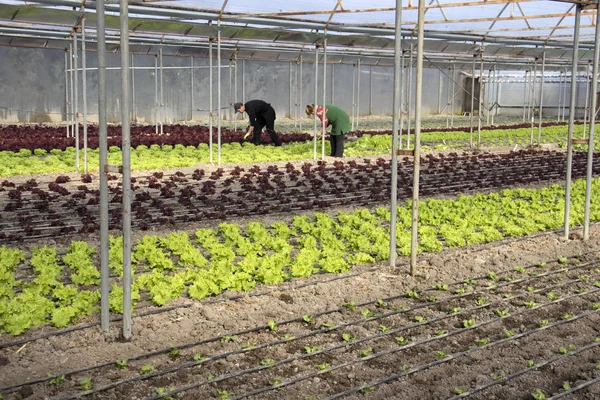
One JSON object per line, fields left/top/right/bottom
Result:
{"left": 0, "top": 0, "right": 597, "bottom": 70}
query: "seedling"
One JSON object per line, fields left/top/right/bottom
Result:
{"left": 465, "top": 279, "right": 477, "bottom": 285}
{"left": 558, "top": 257, "right": 568, "bottom": 264}
{"left": 527, "top": 286, "right": 535, "bottom": 292}
{"left": 155, "top": 386, "right": 175, "bottom": 399}
{"left": 207, "top": 375, "right": 216, "bottom": 380}
{"left": 433, "top": 282, "right": 449, "bottom": 291}
{"left": 316, "top": 362, "right": 331, "bottom": 371}
{"left": 488, "top": 271, "right": 498, "bottom": 280}
{"left": 537, "top": 262, "right": 547, "bottom": 268}
{"left": 168, "top": 345, "right": 181, "bottom": 359}
{"left": 261, "top": 358, "right": 276, "bottom": 366}
{"left": 379, "top": 325, "right": 390, "bottom": 333}
{"left": 406, "top": 290, "right": 419, "bottom": 299}
{"left": 578, "top": 274, "right": 590, "bottom": 283}
{"left": 574, "top": 288, "right": 588, "bottom": 294}
{"left": 558, "top": 344, "right": 576, "bottom": 354}
{"left": 305, "top": 346, "right": 321, "bottom": 354}
{"left": 115, "top": 359, "right": 128, "bottom": 370}
{"left": 562, "top": 382, "right": 571, "bottom": 391}
{"left": 221, "top": 335, "right": 237, "bottom": 343}
{"left": 495, "top": 309, "right": 509, "bottom": 317}
{"left": 475, "top": 297, "right": 487, "bottom": 306}
{"left": 395, "top": 336, "right": 409, "bottom": 346}
{"left": 434, "top": 350, "right": 446, "bottom": 360}
{"left": 79, "top": 377, "right": 93, "bottom": 391}
{"left": 449, "top": 307, "right": 462, "bottom": 314}
{"left": 455, "top": 288, "right": 467, "bottom": 295}
{"left": 361, "top": 309, "right": 376, "bottom": 318}
{"left": 217, "top": 389, "right": 231, "bottom": 399}
{"left": 491, "top": 374, "right": 503, "bottom": 381}
{"left": 194, "top": 353, "right": 205, "bottom": 361}
{"left": 141, "top": 364, "right": 153, "bottom": 375}
{"left": 241, "top": 342, "right": 257, "bottom": 349}
{"left": 321, "top": 322, "right": 335, "bottom": 328}
{"left": 531, "top": 389, "right": 547, "bottom": 400}
{"left": 376, "top": 299, "right": 386, "bottom": 308}
{"left": 342, "top": 301, "right": 357, "bottom": 310}
{"left": 268, "top": 379, "right": 281, "bottom": 386}
{"left": 503, "top": 277, "right": 513, "bottom": 282}
{"left": 524, "top": 300, "right": 536, "bottom": 308}
{"left": 342, "top": 333, "right": 357, "bottom": 342}
{"left": 503, "top": 293, "right": 512, "bottom": 299}
{"left": 539, "top": 320, "right": 549, "bottom": 328}
{"left": 426, "top": 296, "right": 438, "bottom": 303}
{"left": 435, "top": 330, "right": 448, "bottom": 336}
{"left": 593, "top": 303, "right": 600, "bottom": 310}
{"left": 551, "top": 278, "right": 562, "bottom": 285}
{"left": 547, "top": 292, "right": 560, "bottom": 301}
{"left": 414, "top": 315, "right": 425, "bottom": 323}
{"left": 48, "top": 374, "right": 65, "bottom": 385}
{"left": 267, "top": 320, "right": 277, "bottom": 332}
{"left": 528, "top": 360, "right": 535, "bottom": 367}
{"left": 359, "top": 384, "right": 374, "bottom": 394}
{"left": 455, "top": 387, "right": 469, "bottom": 395}
{"left": 514, "top": 266, "right": 525, "bottom": 273}
{"left": 463, "top": 318, "right": 476, "bottom": 328}
{"left": 562, "top": 313, "right": 574, "bottom": 320}
{"left": 358, "top": 347, "right": 373, "bottom": 357}
{"left": 302, "top": 315, "right": 314, "bottom": 324}
{"left": 475, "top": 338, "right": 489, "bottom": 347}
{"left": 504, "top": 330, "right": 515, "bottom": 338}
{"left": 279, "top": 333, "right": 295, "bottom": 340}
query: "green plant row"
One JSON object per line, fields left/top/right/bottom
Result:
{"left": 0, "top": 124, "right": 596, "bottom": 177}
{"left": 1, "top": 177, "right": 599, "bottom": 336}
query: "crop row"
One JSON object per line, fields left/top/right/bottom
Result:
{"left": 2, "top": 253, "right": 598, "bottom": 399}
{"left": 1, "top": 149, "right": 599, "bottom": 243}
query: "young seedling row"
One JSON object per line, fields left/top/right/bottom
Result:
{"left": 3, "top": 252, "right": 599, "bottom": 399}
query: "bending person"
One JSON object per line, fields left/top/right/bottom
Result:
{"left": 234, "top": 100, "right": 282, "bottom": 146}
{"left": 305, "top": 103, "right": 351, "bottom": 157}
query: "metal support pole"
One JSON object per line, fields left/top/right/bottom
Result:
{"left": 400, "top": 50, "right": 405, "bottom": 148}
{"left": 369, "top": 65, "right": 373, "bottom": 115}
{"left": 299, "top": 54, "right": 303, "bottom": 131}
{"left": 583, "top": 3, "right": 600, "bottom": 240}
{"left": 229, "top": 59, "right": 233, "bottom": 123}
{"left": 314, "top": 45, "right": 318, "bottom": 160}
{"left": 407, "top": 45, "right": 413, "bottom": 149}
{"left": 64, "top": 50, "right": 70, "bottom": 138}
{"left": 154, "top": 55, "right": 158, "bottom": 134}
{"left": 557, "top": 71, "right": 563, "bottom": 122}
{"left": 73, "top": 29, "right": 79, "bottom": 173}
{"left": 563, "top": 68, "right": 568, "bottom": 122}
{"left": 477, "top": 49, "right": 484, "bottom": 148}
{"left": 470, "top": 54, "right": 475, "bottom": 148}
{"left": 351, "top": 63, "right": 356, "bottom": 130}
{"left": 159, "top": 48, "right": 164, "bottom": 134}
{"left": 190, "top": 56, "right": 194, "bottom": 121}
{"left": 495, "top": 69, "right": 502, "bottom": 123}
{"left": 294, "top": 60, "right": 298, "bottom": 126}
{"left": 538, "top": 52, "right": 546, "bottom": 144}
{"left": 119, "top": 0, "right": 132, "bottom": 341}
{"left": 289, "top": 61, "right": 293, "bottom": 119}
{"left": 357, "top": 58, "right": 361, "bottom": 128}
{"left": 131, "top": 54, "right": 135, "bottom": 122}
{"left": 217, "top": 24, "right": 222, "bottom": 165}
{"left": 82, "top": 18, "right": 88, "bottom": 174}
{"left": 209, "top": 39, "right": 213, "bottom": 163}
{"left": 486, "top": 68, "right": 491, "bottom": 125}
{"left": 438, "top": 69, "right": 443, "bottom": 114}
{"left": 451, "top": 64, "right": 456, "bottom": 127}
{"left": 331, "top": 63, "right": 335, "bottom": 105}
{"left": 96, "top": 0, "right": 109, "bottom": 333}
{"left": 583, "top": 61, "right": 590, "bottom": 139}
{"left": 447, "top": 67, "right": 451, "bottom": 127}
{"left": 389, "top": 0, "right": 402, "bottom": 267}
{"left": 322, "top": 35, "right": 327, "bottom": 160}
{"left": 242, "top": 59, "right": 246, "bottom": 103}
{"left": 523, "top": 70, "right": 528, "bottom": 123}
{"left": 530, "top": 57, "right": 537, "bottom": 145}
{"left": 234, "top": 57, "right": 238, "bottom": 131}
{"left": 564, "top": 4, "right": 582, "bottom": 239}
{"left": 411, "top": 0, "right": 425, "bottom": 276}
{"left": 69, "top": 43, "right": 74, "bottom": 139}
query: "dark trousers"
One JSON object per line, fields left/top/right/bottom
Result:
{"left": 252, "top": 107, "right": 282, "bottom": 146}
{"left": 330, "top": 134, "right": 344, "bottom": 157}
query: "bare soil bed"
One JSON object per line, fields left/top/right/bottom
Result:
{"left": 1, "top": 222, "right": 600, "bottom": 400}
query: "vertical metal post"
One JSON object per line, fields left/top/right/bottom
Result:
{"left": 400, "top": 50, "right": 405, "bottom": 148}
{"left": 583, "top": 61, "right": 590, "bottom": 139}
{"left": 486, "top": 68, "right": 491, "bottom": 125}
{"left": 523, "top": 70, "right": 528, "bottom": 123}
{"left": 390, "top": 0, "right": 402, "bottom": 267}
{"left": 69, "top": 42, "right": 74, "bottom": 138}
{"left": 82, "top": 18, "right": 88, "bottom": 173}
{"left": 438, "top": 69, "right": 442, "bottom": 114}
{"left": 217, "top": 24, "right": 222, "bottom": 165}
{"left": 64, "top": 50, "right": 70, "bottom": 138}
{"left": 356, "top": 58, "right": 361, "bottom": 128}
{"left": 470, "top": 54, "right": 475, "bottom": 148}
{"left": 564, "top": 4, "right": 582, "bottom": 239}
{"left": 131, "top": 54, "right": 135, "bottom": 123}
{"left": 583, "top": 3, "right": 600, "bottom": 240}
{"left": 154, "top": 55, "right": 158, "bottom": 134}
{"left": 563, "top": 68, "right": 568, "bottom": 121}
{"left": 477, "top": 50, "right": 484, "bottom": 148}
{"left": 120, "top": 0, "right": 132, "bottom": 341}
{"left": 322, "top": 35, "right": 327, "bottom": 160}
{"left": 229, "top": 59, "right": 233, "bottom": 123}
{"left": 159, "top": 48, "right": 164, "bottom": 134}
{"left": 557, "top": 71, "right": 563, "bottom": 122}
{"left": 369, "top": 65, "right": 373, "bottom": 115}
{"left": 446, "top": 67, "right": 451, "bottom": 127}
{"left": 234, "top": 57, "right": 238, "bottom": 131}
{"left": 538, "top": 52, "right": 546, "bottom": 144}
{"left": 190, "top": 56, "right": 194, "bottom": 121}
{"left": 407, "top": 45, "right": 413, "bottom": 149}
{"left": 530, "top": 57, "right": 537, "bottom": 145}
{"left": 300, "top": 53, "right": 303, "bottom": 131}
{"left": 96, "top": 0, "right": 109, "bottom": 333}
{"left": 289, "top": 61, "right": 293, "bottom": 119}
{"left": 451, "top": 64, "right": 456, "bottom": 127}
{"left": 242, "top": 58, "right": 246, "bottom": 102}
{"left": 73, "top": 31, "right": 79, "bottom": 173}
{"left": 294, "top": 60, "right": 298, "bottom": 126}
{"left": 331, "top": 63, "right": 335, "bottom": 104}
{"left": 411, "top": 0, "right": 425, "bottom": 276}
{"left": 314, "top": 45, "right": 318, "bottom": 160}
{"left": 209, "top": 39, "right": 213, "bottom": 163}
{"left": 351, "top": 63, "right": 356, "bottom": 130}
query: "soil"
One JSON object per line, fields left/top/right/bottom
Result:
{"left": 1, "top": 223, "right": 600, "bottom": 400}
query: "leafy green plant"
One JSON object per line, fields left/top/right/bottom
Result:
{"left": 531, "top": 389, "right": 546, "bottom": 399}
{"left": 358, "top": 347, "right": 373, "bottom": 357}
{"left": 359, "top": 384, "right": 374, "bottom": 394}
{"left": 316, "top": 362, "right": 331, "bottom": 371}
{"left": 465, "top": 279, "right": 477, "bottom": 285}
{"left": 450, "top": 307, "right": 462, "bottom": 314}
{"left": 395, "top": 336, "right": 409, "bottom": 346}
{"left": 527, "top": 286, "right": 535, "bottom": 292}
{"left": 414, "top": 315, "right": 425, "bottom": 323}
{"left": 562, "top": 382, "right": 571, "bottom": 391}
{"left": 48, "top": 374, "right": 65, "bottom": 385}
{"left": 475, "top": 297, "right": 487, "bottom": 306}
{"left": 537, "top": 262, "right": 546, "bottom": 268}
{"left": 475, "top": 338, "right": 489, "bottom": 346}
{"left": 455, "top": 288, "right": 467, "bottom": 295}
{"left": 194, "top": 353, "right": 205, "bottom": 361}
{"left": 168, "top": 345, "right": 181, "bottom": 359}
{"left": 115, "top": 359, "right": 128, "bottom": 370}
{"left": 342, "top": 301, "right": 357, "bottom": 311}
{"left": 221, "top": 335, "right": 237, "bottom": 343}
{"left": 528, "top": 360, "right": 535, "bottom": 367}
{"left": 305, "top": 346, "right": 321, "bottom": 354}
{"left": 302, "top": 315, "right": 314, "bottom": 324}
{"left": 539, "top": 320, "right": 549, "bottom": 328}
{"left": 375, "top": 299, "right": 386, "bottom": 308}
{"left": 434, "top": 350, "right": 446, "bottom": 360}
{"left": 141, "top": 364, "right": 153, "bottom": 375}
{"left": 342, "top": 333, "right": 357, "bottom": 342}
{"left": 361, "top": 309, "right": 376, "bottom": 318}
{"left": 547, "top": 292, "right": 560, "bottom": 301}
{"left": 321, "top": 322, "right": 335, "bottom": 328}
{"left": 435, "top": 330, "right": 448, "bottom": 336}
{"left": 379, "top": 325, "right": 390, "bottom": 333}
{"left": 79, "top": 377, "right": 93, "bottom": 391}
{"left": 563, "top": 313, "right": 574, "bottom": 320}
{"left": 217, "top": 389, "right": 231, "bottom": 399}
{"left": 558, "top": 257, "right": 568, "bottom": 264}
{"left": 261, "top": 359, "right": 276, "bottom": 366}
{"left": 426, "top": 295, "right": 438, "bottom": 303}
{"left": 455, "top": 387, "right": 469, "bottom": 395}
{"left": 487, "top": 271, "right": 498, "bottom": 280}
{"left": 433, "top": 282, "right": 448, "bottom": 291}
{"left": 504, "top": 330, "right": 515, "bottom": 338}
{"left": 559, "top": 344, "right": 576, "bottom": 354}
{"left": 514, "top": 266, "right": 525, "bottom": 273}
{"left": 524, "top": 301, "right": 536, "bottom": 308}
{"left": 267, "top": 320, "right": 277, "bottom": 332}
{"left": 495, "top": 309, "right": 509, "bottom": 317}
{"left": 463, "top": 318, "right": 476, "bottom": 328}
{"left": 155, "top": 386, "right": 175, "bottom": 399}
{"left": 406, "top": 290, "right": 419, "bottom": 299}
{"left": 491, "top": 374, "right": 503, "bottom": 381}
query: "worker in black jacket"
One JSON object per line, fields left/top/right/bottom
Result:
{"left": 234, "top": 100, "right": 282, "bottom": 146}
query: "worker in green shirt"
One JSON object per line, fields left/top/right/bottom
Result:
{"left": 305, "top": 103, "right": 351, "bottom": 157}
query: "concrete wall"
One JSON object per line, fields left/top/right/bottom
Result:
{"left": 0, "top": 46, "right": 466, "bottom": 125}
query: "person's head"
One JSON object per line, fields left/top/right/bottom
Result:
{"left": 234, "top": 102, "right": 245, "bottom": 113}
{"left": 305, "top": 104, "right": 315, "bottom": 117}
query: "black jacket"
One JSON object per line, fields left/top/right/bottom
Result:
{"left": 244, "top": 100, "right": 275, "bottom": 125}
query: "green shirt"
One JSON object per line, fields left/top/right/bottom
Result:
{"left": 323, "top": 104, "right": 351, "bottom": 136}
